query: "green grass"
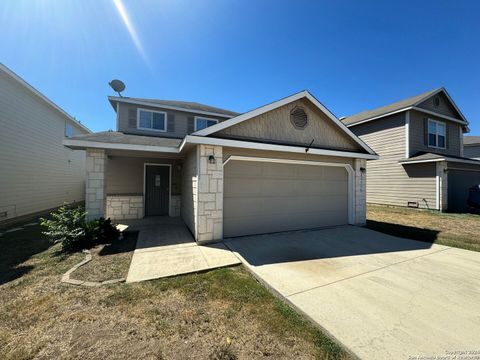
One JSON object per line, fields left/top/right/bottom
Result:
{"left": 0, "top": 220, "right": 350, "bottom": 360}
{"left": 367, "top": 204, "right": 480, "bottom": 251}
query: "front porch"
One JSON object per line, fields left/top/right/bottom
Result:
{"left": 115, "top": 216, "right": 240, "bottom": 283}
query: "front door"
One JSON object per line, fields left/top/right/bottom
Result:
{"left": 145, "top": 165, "right": 170, "bottom": 216}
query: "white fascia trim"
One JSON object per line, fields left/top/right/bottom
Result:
{"left": 347, "top": 106, "right": 467, "bottom": 128}
{"left": 108, "top": 96, "right": 234, "bottom": 119}
{"left": 223, "top": 155, "right": 356, "bottom": 224}
{"left": 192, "top": 90, "right": 376, "bottom": 155}
{"left": 400, "top": 157, "right": 480, "bottom": 166}
{"left": 62, "top": 139, "right": 179, "bottom": 153}
{"left": 0, "top": 63, "right": 91, "bottom": 134}
{"left": 405, "top": 111, "right": 410, "bottom": 158}
{"left": 185, "top": 135, "right": 379, "bottom": 160}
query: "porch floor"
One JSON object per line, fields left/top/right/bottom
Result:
{"left": 122, "top": 217, "right": 240, "bottom": 283}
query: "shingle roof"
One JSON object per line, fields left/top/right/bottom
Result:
{"left": 121, "top": 97, "right": 239, "bottom": 117}
{"left": 69, "top": 131, "right": 182, "bottom": 147}
{"left": 341, "top": 88, "right": 441, "bottom": 126}
{"left": 399, "top": 152, "right": 480, "bottom": 165}
{"left": 464, "top": 136, "right": 480, "bottom": 146}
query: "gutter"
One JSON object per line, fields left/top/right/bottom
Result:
{"left": 64, "top": 136, "right": 379, "bottom": 160}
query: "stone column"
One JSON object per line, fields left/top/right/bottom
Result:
{"left": 354, "top": 159, "right": 367, "bottom": 225}
{"left": 436, "top": 161, "right": 448, "bottom": 211}
{"left": 196, "top": 144, "right": 223, "bottom": 243}
{"left": 85, "top": 148, "right": 106, "bottom": 220}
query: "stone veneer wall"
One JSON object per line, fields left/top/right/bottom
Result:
{"left": 197, "top": 144, "right": 223, "bottom": 243}
{"left": 170, "top": 195, "right": 181, "bottom": 217}
{"left": 354, "top": 158, "right": 367, "bottom": 225}
{"left": 85, "top": 149, "right": 106, "bottom": 220}
{"left": 106, "top": 195, "right": 143, "bottom": 220}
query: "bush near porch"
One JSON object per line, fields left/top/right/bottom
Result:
{"left": 367, "top": 204, "right": 480, "bottom": 252}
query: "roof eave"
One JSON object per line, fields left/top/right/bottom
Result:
{"left": 107, "top": 96, "right": 236, "bottom": 118}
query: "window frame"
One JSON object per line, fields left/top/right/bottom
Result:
{"left": 137, "top": 108, "right": 168, "bottom": 132}
{"left": 65, "top": 122, "right": 75, "bottom": 137}
{"left": 194, "top": 116, "right": 218, "bottom": 131}
{"left": 427, "top": 119, "right": 446, "bottom": 149}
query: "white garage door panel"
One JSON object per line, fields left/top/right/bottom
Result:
{"left": 224, "top": 161, "right": 349, "bottom": 238}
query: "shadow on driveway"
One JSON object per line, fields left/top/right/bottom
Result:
{"left": 225, "top": 225, "right": 437, "bottom": 266}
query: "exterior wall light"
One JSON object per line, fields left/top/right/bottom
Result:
{"left": 208, "top": 155, "right": 216, "bottom": 164}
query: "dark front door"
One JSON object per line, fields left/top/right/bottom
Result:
{"left": 145, "top": 165, "right": 170, "bottom": 216}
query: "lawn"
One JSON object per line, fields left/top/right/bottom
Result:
{"left": 0, "top": 221, "right": 349, "bottom": 360}
{"left": 367, "top": 204, "right": 480, "bottom": 252}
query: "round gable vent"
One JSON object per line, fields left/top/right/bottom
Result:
{"left": 290, "top": 107, "right": 308, "bottom": 129}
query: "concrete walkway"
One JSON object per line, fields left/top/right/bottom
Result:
{"left": 225, "top": 226, "right": 480, "bottom": 360}
{"left": 125, "top": 217, "right": 240, "bottom": 283}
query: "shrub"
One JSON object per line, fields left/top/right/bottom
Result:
{"left": 40, "top": 205, "right": 87, "bottom": 251}
{"left": 40, "top": 205, "right": 120, "bottom": 252}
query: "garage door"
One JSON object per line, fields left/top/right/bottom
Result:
{"left": 224, "top": 159, "right": 350, "bottom": 238}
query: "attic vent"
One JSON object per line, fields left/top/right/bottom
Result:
{"left": 433, "top": 95, "right": 440, "bottom": 108}
{"left": 290, "top": 107, "right": 308, "bottom": 129}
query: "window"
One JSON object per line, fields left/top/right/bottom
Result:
{"left": 195, "top": 116, "right": 218, "bottom": 131}
{"left": 137, "top": 109, "right": 167, "bottom": 131}
{"left": 428, "top": 119, "right": 446, "bottom": 149}
{"left": 65, "top": 123, "right": 75, "bottom": 137}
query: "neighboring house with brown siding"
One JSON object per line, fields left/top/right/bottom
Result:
{"left": 64, "top": 91, "right": 378, "bottom": 243}
{"left": 0, "top": 63, "right": 91, "bottom": 226}
{"left": 342, "top": 88, "right": 480, "bottom": 212}
{"left": 464, "top": 136, "right": 480, "bottom": 159}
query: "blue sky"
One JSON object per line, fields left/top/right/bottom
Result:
{"left": 1, "top": 0, "right": 479, "bottom": 134}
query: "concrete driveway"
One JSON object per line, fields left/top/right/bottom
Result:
{"left": 225, "top": 226, "right": 480, "bottom": 360}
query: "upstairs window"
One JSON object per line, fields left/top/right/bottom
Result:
{"left": 137, "top": 108, "right": 167, "bottom": 132}
{"left": 195, "top": 116, "right": 218, "bottom": 131}
{"left": 428, "top": 119, "right": 446, "bottom": 149}
{"left": 65, "top": 123, "right": 75, "bottom": 137}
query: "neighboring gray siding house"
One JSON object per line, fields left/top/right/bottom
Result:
{"left": 464, "top": 136, "right": 480, "bottom": 159}
{"left": 64, "top": 91, "right": 377, "bottom": 243}
{"left": 0, "top": 64, "right": 90, "bottom": 225}
{"left": 342, "top": 88, "right": 480, "bottom": 212}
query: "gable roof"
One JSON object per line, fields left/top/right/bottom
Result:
{"left": 108, "top": 96, "right": 239, "bottom": 118}
{"left": 464, "top": 136, "right": 480, "bottom": 146}
{"left": 0, "top": 63, "right": 91, "bottom": 134}
{"left": 192, "top": 90, "right": 376, "bottom": 155}
{"left": 341, "top": 87, "right": 468, "bottom": 127}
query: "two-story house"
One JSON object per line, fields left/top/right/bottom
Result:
{"left": 64, "top": 91, "right": 378, "bottom": 243}
{"left": 0, "top": 63, "right": 90, "bottom": 226}
{"left": 341, "top": 88, "right": 480, "bottom": 213}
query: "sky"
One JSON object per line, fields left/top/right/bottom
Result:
{"left": 1, "top": 0, "right": 479, "bottom": 134}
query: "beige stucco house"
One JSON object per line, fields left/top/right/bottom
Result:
{"left": 464, "top": 136, "right": 480, "bottom": 160}
{"left": 64, "top": 91, "right": 377, "bottom": 243}
{"left": 342, "top": 88, "right": 480, "bottom": 213}
{"left": 0, "top": 63, "right": 90, "bottom": 226}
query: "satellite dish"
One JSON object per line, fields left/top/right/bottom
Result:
{"left": 109, "top": 79, "right": 125, "bottom": 97}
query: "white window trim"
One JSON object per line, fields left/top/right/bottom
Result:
{"left": 223, "top": 155, "right": 356, "bottom": 225}
{"left": 427, "top": 118, "right": 446, "bottom": 149}
{"left": 137, "top": 108, "right": 168, "bottom": 132}
{"left": 194, "top": 116, "right": 218, "bottom": 131}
